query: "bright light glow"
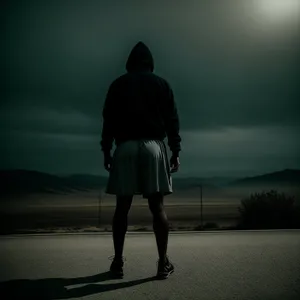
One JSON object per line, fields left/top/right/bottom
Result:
{"left": 255, "top": 0, "right": 300, "bottom": 22}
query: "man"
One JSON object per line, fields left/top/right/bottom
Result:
{"left": 100, "top": 41, "right": 181, "bottom": 280}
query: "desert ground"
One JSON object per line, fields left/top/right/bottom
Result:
{"left": 1, "top": 185, "right": 299, "bottom": 233}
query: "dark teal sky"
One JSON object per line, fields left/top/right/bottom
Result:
{"left": 2, "top": 0, "right": 300, "bottom": 177}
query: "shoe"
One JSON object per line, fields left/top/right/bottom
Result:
{"left": 108, "top": 255, "right": 126, "bottom": 278}
{"left": 156, "top": 256, "right": 175, "bottom": 279}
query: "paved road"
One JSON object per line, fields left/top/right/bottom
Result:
{"left": 1, "top": 230, "right": 300, "bottom": 300}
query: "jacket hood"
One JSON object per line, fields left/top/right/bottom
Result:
{"left": 126, "top": 41, "right": 154, "bottom": 72}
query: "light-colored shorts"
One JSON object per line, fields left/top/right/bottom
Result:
{"left": 105, "top": 139, "right": 173, "bottom": 198}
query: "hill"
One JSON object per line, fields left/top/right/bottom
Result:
{"left": 0, "top": 170, "right": 228, "bottom": 197}
{"left": 0, "top": 169, "right": 108, "bottom": 196}
{"left": 226, "top": 169, "right": 300, "bottom": 188}
{"left": 1, "top": 169, "right": 299, "bottom": 198}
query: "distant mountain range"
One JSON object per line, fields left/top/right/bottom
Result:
{"left": 226, "top": 169, "right": 300, "bottom": 188}
{"left": 0, "top": 170, "right": 107, "bottom": 196}
{"left": 0, "top": 168, "right": 299, "bottom": 197}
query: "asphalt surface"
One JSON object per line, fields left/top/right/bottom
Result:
{"left": 1, "top": 230, "right": 300, "bottom": 300}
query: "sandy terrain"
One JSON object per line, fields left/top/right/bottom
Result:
{"left": 1, "top": 186, "right": 299, "bottom": 234}
{"left": 0, "top": 192, "right": 242, "bottom": 233}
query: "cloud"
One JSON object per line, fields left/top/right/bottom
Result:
{"left": 3, "top": 0, "right": 299, "bottom": 131}
{"left": 2, "top": 0, "right": 300, "bottom": 175}
{"left": 0, "top": 106, "right": 101, "bottom": 134}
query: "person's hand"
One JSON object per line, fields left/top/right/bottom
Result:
{"left": 170, "top": 155, "right": 180, "bottom": 173}
{"left": 104, "top": 154, "right": 113, "bottom": 172}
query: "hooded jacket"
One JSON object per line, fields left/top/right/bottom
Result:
{"left": 100, "top": 41, "right": 181, "bottom": 155}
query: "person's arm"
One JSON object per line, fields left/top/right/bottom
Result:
{"left": 163, "top": 82, "right": 182, "bottom": 156}
{"left": 100, "top": 82, "right": 116, "bottom": 156}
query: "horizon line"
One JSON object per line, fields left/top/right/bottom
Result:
{"left": 0, "top": 167, "right": 298, "bottom": 179}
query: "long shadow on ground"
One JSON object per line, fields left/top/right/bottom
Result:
{"left": 0, "top": 271, "right": 156, "bottom": 299}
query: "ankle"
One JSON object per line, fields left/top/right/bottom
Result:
{"left": 159, "top": 256, "right": 167, "bottom": 264}
{"left": 114, "top": 255, "right": 123, "bottom": 262}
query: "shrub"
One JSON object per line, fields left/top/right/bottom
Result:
{"left": 237, "top": 189, "right": 299, "bottom": 229}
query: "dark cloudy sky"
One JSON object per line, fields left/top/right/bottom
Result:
{"left": 2, "top": 0, "right": 300, "bottom": 177}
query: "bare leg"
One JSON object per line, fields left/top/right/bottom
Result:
{"left": 148, "top": 192, "right": 169, "bottom": 263}
{"left": 112, "top": 195, "right": 133, "bottom": 260}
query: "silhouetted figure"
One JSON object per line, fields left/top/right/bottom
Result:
{"left": 100, "top": 41, "right": 181, "bottom": 279}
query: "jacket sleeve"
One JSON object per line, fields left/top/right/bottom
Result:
{"left": 100, "top": 82, "right": 116, "bottom": 155}
{"left": 163, "top": 82, "right": 182, "bottom": 156}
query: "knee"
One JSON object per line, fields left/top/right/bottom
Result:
{"left": 148, "top": 195, "right": 164, "bottom": 216}
{"left": 115, "top": 196, "right": 132, "bottom": 215}
{"left": 114, "top": 208, "right": 129, "bottom": 218}
{"left": 115, "top": 204, "right": 131, "bottom": 216}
